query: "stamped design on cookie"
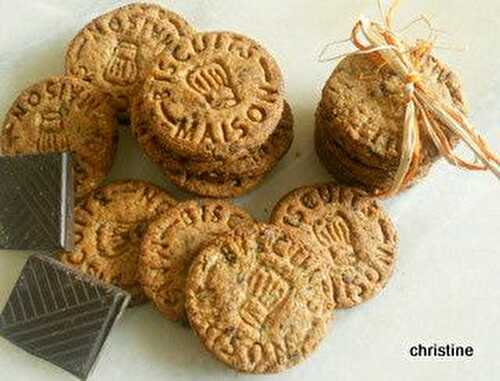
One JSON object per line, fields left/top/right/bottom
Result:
{"left": 317, "top": 53, "right": 465, "bottom": 172}
{"left": 185, "top": 223, "right": 334, "bottom": 373}
{"left": 132, "top": 97, "right": 293, "bottom": 185}
{"left": 271, "top": 184, "right": 398, "bottom": 308}
{"left": 239, "top": 268, "right": 290, "bottom": 335}
{"left": 60, "top": 180, "right": 176, "bottom": 306}
{"left": 35, "top": 109, "right": 69, "bottom": 151}
{"left": 187, "top": 62, "right": 239, "bottom": 109}
{"left": 66, "top": 4, "right": 194, "bottom": 109}
{"left": 313, "top": 212, "right": 352, "bottom": 248}
{"left": 96, "top": 221, "right": 145, "bottom": 258}
{"left": 104, "top": 41, "right": 139, "bottom": 85}
{"left": 144, "top": 32, "right": 284, "bottom": 158}
{"left": 139, "top": 200, "right": 253, "bottom": 320}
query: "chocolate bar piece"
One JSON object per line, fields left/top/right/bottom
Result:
{"left": 0, "top": 255, "right": 130, "bottom": 380}
{"left": 0, "top": 152, "right": 74, "bottom": 251}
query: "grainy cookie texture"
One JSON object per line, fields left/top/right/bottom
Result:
{"left": 132, "top": 99, "right": 294, "bottom": 179}
{"left": 139, "top": 200, "right": 253, "bottom": 321}
{"left": 65, "top": 3, "right": 194, "bottom": 112}
{"left": 316, "top": 53, "right": 465, "bottom": 194}
{"left": 60, "top": 180, "right": 176, "bottom": 305}
{"left": 0, "top": 76, "right": 118, "bottom": 198}
{"left": 143, "top": 31, "right": 284, "bottom": 160}
{"left": 271, "top": 184, "right": 398, "bottom": 308}
{"left": 131, "top": 95, "right": 293, "bottom": 198}
{"left": 186, "top": 223, "right": 335, "bottom": 373}
{"left": 161, "top": 170, "right": 265, "bottom": 198}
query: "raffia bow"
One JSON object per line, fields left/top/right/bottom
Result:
{"left": 320, "top": 0, "right": 500, "bottom": 196}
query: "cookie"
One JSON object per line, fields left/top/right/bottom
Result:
{"left": 60, "top": 180, "right": 177, "bottom": 305}
{"left": 163, "top": 170, "right": 265, "bottom": 198}
{"left": 139, "top": 199, "right": 253, "bottom": 321}
{"left": 318, "top": 53, "right": 464, "bottom": 170}
{"left": 133, "top": 99, "right": 293, "bottom": 179}
{"left": 315, "top": 122, "right": 367, "bottom": 189}
{"left": 186, "top": 223, "right": 334, "bottom": 373}
{"left": 65, "top": 3, "right": 195, "bottom": 113}
{"left": 315, "top": 113, "right": 432, "bottom": 195}
{"left": 270, "top": 184, "right": 398, "bottom": 308}
{"left": 131, "top": 95, "right": 287, "bottom": 197}
{"left": 0, "top": 76, "right": 118, "bottom": 198}
{"left": 142, "top": 31, "right": 284, "bottom": 160}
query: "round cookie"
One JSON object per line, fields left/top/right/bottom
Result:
{"left": 134, "top": 101, "right": 294, "bottom": 179}
{"left": 270, "top": 184, "right": 398, "bottom": 308}
{"left": 131, "top": 95, "right": 285, "bottom": 198}
{"left": 65, "top": 3, "right": 195, "bottom": 112}
{"left": 139, "top": 200, "right": 253, "bottom": 321}
{"left": 60, "top": 180, "right": 177, "bottom": 305}
{"left": 0, "top": 76, "right": 118, "bottom": 198}
{"left": 131, "top": 95, "right": 293, "bottom": 179}
{"left": 318, "top": 53, "right": 465, "bottom": 171}
{"left": 143, "top": 31, "right": 285, "bottom": 160}
{"left": 315, "top": 115, "right": 432, "bottom": 195}
{"left": 186, "top": 223, "right": 335, "bottom": 373}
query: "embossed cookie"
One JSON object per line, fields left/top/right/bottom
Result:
{"left": 60, "top": 180, "right": 177, "bottom": 305}
{"left": 132, "top": 93, "right": 293, "bottom": 176}
{"left": 318, "top": 53, "right": 464, "bottom": 169}
{"left": 316, "top": 53, "right": 465, "bottom": 194}
{"left": 131, "top": 95, "right": 290, "bottom": 197}
{"left": 163, "top": 170, "right": 265, "bottom": 198}
{"left": 143, "top": 31, "right": 285, "bottom": 160}
{"left": 132, "top": 99, "right": 293, "bottom": 179}
{"left": 315, "top": 119, "right": 431, "bottom": 194}
{"left": 65, "top": 3, "right": 194, "bottom": 112}
{"left": 270, "top": 184, "right": 398, "bottom": 308}
{"left": 0, "top": 76, "right": 118, "bottom": 198}
{"left": 139, "top": 200, "right": 253, "bottom": 321}
{"left": 186, "top": 223, "right": 334, "bottom": 373}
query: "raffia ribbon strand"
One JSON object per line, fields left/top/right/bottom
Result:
{"left": 325, "top": 0, "right": 500, "bottom": 196}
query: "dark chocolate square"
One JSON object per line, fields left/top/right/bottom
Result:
{"left": 0, "top": 255, "right": 130, "bottom": 380}
{"left": 0, "top": 152, "right": 74, "bottom": 251}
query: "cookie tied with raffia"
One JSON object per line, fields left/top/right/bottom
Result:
{"left": 317, "top": 0, "right": 499, "bottom": 196}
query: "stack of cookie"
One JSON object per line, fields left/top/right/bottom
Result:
{"left": 315, "top": 54, "right": 465, "bottom": 196}
{"left": 132, "top": 31, "right": 293, "bottom": 197}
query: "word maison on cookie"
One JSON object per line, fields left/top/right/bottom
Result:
{"left": 0, "top": 0, "right": 498, "bottom": 379}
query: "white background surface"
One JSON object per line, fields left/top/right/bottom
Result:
{"left": 0, "top": 0, "right": 499, "bottom": 380}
